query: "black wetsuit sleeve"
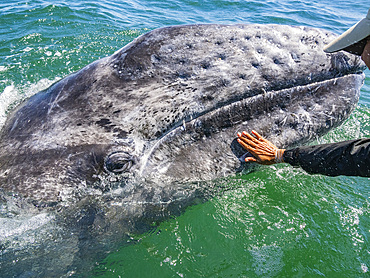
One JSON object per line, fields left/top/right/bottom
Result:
{"left": 283, "top": 138, "right": 370, "bottom": 177}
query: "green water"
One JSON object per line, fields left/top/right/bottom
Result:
{"left": 0, "top": 1, "right": 369, "bottom": 277}
{"left": 93, "top": 172, "right": 369, "bottom": 277}
{"left": 91, "top": 109, "right": 370, "bottom": 277}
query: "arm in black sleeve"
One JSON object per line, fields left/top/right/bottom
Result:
{"left": 283, "top": 138, "right": 370, "bottom": 177}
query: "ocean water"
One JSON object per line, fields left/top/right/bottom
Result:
{"left": 0, "top": 1, "right": 369, "bottom": 277}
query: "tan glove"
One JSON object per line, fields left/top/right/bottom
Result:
{"left": 237, "top": 130, "right": 285, "bottom": 165}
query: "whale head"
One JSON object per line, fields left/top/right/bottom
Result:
{"left": 0, "top": 24, "right": 365, "bottom": 206}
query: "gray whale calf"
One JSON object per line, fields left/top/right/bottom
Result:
{"left": 0, "top": 24, "right": 365, "bottom": 276}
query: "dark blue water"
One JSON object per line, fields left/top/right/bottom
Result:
{"left": 0, "top": 1, "right": 369, "bottom": 277}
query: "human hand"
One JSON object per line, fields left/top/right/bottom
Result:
{"left": 237, "top": 130, "right": 285, "bottom": 165}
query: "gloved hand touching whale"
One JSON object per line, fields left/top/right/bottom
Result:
{"left": 237, "top": 131, "right": 284, "bottom": 165}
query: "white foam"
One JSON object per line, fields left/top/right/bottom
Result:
{"left": 0, "top": 78, "right": 59, "bottom": 128}
{"left": 23, "top": 46, "right": 33, "bottom": 52}
{"left": 0, "top": 84, "right": 20, "bottom": 127}
{"left": 0, "top": 213, "right": 54, "bottom": 241}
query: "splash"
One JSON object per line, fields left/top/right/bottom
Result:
{"left": 0, "top": 78, "right": 59, "bottom": 128}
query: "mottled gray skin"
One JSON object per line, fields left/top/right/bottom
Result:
{"left": 0, "top": 24, "right": 365, "bottom": 276}
{"left": 0, "top": 24, "right": 364, "bottom": 204}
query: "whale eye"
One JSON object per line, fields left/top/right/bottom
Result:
{"left": 104, "top": 152, "right": 135, "bottom": 174}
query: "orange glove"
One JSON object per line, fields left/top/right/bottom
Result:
{"left": 237, "top": 130, "right": 285, "bottom": 165}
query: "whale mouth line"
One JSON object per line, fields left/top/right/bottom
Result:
{"left": 139, "top": 71, "right": 364, "bottom": 175}
{"left": 161, "top": 71, "right": 364, "bottom": 140}
{"left": 149, "top": 61, "right": 365, "bottom": 145}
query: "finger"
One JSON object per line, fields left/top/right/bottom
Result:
{"left": 251, "top": 130, "right": 268, "bottom": 143}
{"left": 241, "top": 132, "right": 260, "bottom": 146}
{"left": 246, "top": 131, "right": 266, "bottom": 146}
{"left": 251, "top": 130, "right": 277, "bottom": 147}
{"left": 251, "top": 130, "right": 262, "bottom": 139}
{"left": 245, "top": 157, "right": 257, "bottom": 163}
{"left": 242, "top": 131, "right": 255, "bottom": 139}
{"left": 238, "top": 132, "right": 250, "bottom": 140}
{"left": 237, "top": 139, "right": 256, "bottom": 153}
{"left": 238, "top": 136, "right": 258, "bottom": 149}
